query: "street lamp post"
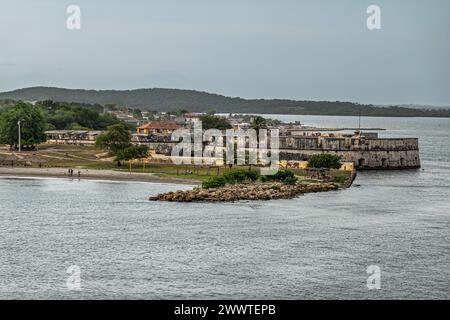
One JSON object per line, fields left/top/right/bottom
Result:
{"left": 17, "top": 120, "right": 21, "bottom": 152}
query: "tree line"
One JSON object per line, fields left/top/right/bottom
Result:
{"left": 0, "top": 101, "right": 125, "bottom": 149}
{"left": 2, "top": 87, "right": 450, "bottom": 117}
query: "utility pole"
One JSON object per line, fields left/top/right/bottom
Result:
{"left": 17, "top": 120, "right": 22, "bottom": 152}
{"left": 358, "top": 108, "right": 362, "bottom": 131}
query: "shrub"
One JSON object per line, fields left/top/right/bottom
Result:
{"left": 307, "top": 154, "right": 342, "bottom": 169}
{"left": 115, "top": 144, "right": 148, "bottom": 162}
{"left": 282, "top": 176, "right": 298, "bottom": 185}
{"left": 202, "top": 176, "right": 226, "bottom": 189}
{"left": 244, "top": 170, "right": 259, "bottom": 181}
{"left": 222, "top": 169, "right": 259, "bottom": 184}
{"left": 273, "top": 170, "right": 295, "bottom": 181}
{"left": 260, "top": 170, "right": 294, "bottom": 181}
{"left": 202, "top": 169, "right": 260, "bottom": 189}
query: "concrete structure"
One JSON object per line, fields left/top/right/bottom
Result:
{"left": 45, "top": 130, "right": 103, "bottom": 145}
{"left": 279, "top": 133, "right": 420, "bottom": 169}
{"left": 135, "top": 130, "right": 421, "bottom": 170}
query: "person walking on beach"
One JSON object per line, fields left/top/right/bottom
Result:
{"left": 77, "top": 170, "right": 81, "bottom": 179}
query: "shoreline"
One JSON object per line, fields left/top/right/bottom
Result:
{"left": 0, "top": 167, "right": 199, "bottom": 185}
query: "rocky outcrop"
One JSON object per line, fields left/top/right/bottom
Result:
{"left": 149, "top": 182, "right": 339, "bottom": 202}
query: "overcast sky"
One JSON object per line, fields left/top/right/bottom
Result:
{"left": 1, "top": 0, "right": 449, "bottom": 105}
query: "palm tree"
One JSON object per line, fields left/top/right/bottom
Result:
{"left": 250, "top": 116, "right": 267, "bottom": 135}
{"left": 250, "top": 116, "right": 267, "bottom": 169}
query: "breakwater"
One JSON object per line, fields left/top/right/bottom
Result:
{"left": 149, "top": 181, "right": 340, "bottom": 202}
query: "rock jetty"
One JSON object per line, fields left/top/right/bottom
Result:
{"left": 149, "top": 182, "right": 339, "bottom": 202}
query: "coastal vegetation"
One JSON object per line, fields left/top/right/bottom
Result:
{"left": 0, "top": 100, "right": 127, "bottom": 149}
{"left": 307, "top": 154, "right": 342, "bottom": 169}
{"left": 115, "top": 145, "right": 149, "bottom": 163}
{"left": 259, "top": 170, "right": 298, "bottom": 184}
{"left": 202, "top": 169, "right": 259, "bottom": 188}
{"left": 149, "top": 162, "right": 352, "bottom": 202}
{"left": 95, "top": 124, "right": 132, "bottom": 155}
{"left": 202, "top": 169, "right": 299, "bottom": 189}
{"left": 37, "top": 100, "right": 123, "bottom": 130}
{"left": 1, "top": 87, "right": 450, "bottom": 118}
{"left": 198, "top": 114, "right": 232, "bottom": 130}
{"left": 150, "top": 181, "right": 340, "bottom": 202}
{"left": 95, "top": 123, "right": 148, "bottom": 165}
{"left": 0, "top": 102, "right": 47, "bottom": 149}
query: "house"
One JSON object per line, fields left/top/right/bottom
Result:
{"left": 136, "top": 121, "right": 181, "bottom": 135}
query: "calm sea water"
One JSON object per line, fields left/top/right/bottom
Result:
{"left": 0, "top": 116, "right": 449, "bottom": 299}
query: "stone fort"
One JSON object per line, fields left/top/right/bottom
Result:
{"left": 279, "top": 132, "right": 420, "bottom": 169}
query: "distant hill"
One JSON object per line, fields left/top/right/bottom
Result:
{"left": 1, "top": 86, "right": 450, "bottom": 117}
{"left": 377, "top": 104, "right": 450, "bottom": 110}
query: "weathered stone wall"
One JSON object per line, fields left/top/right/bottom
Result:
{"left": 279, "top": 149, "right": 421, "bottom": 169}
{"left": 278, "top": 137, "right": 420, "bottom": 169}
{"left": 137, "top": 138, "right": 421, "bottom": 169}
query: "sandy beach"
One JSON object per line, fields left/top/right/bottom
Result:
{"left": 0, "top": 167, "right": 199, "bottom": 185}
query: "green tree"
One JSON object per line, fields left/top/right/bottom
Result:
{"left": 70, "top": 122, "right": 92, "bottom": 130}
{"left": 133, "top": 108, "right": 143, "bottom": 119}
{"left": 307, "top": 154, "right": 342, "bottom": 169}
{"left": 95, "top": 124, "right": 132, "bottom": 161}
{"left": 177, "top": 109, "right": 189, "bottom": 116}
{"left": 199, "top": 114, "right": 232, "bottom": 130}
{"left": 0, "top": 102, "right": 47, "bottom": 149}
{"left": 250, "top": 116, "right": 267, "bottom": 135}
{"left": 115, "top": 144, "right": 149, "bottom": 162}
{"left": 38, "top": 100, "right": 122, "bottom": 130}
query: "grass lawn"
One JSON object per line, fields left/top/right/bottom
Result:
{"left": 1, "top": 144, "right": 257, "bottom": 182}
{"left": 1, "top": 144, "right": 353, "bottom": 184}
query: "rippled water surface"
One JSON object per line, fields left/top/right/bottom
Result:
{"left": 0, "top": 116, "right": 449, "bottom": 299}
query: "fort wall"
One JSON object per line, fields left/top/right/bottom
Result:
{"left": 279, "top": 137, "right": 421, "bottom": 169}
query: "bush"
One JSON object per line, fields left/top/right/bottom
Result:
{"left": 260, "top": 170, "right": 294, "bottom": 181}
{"left": 332, "top": 175, "right": 348, "bottom": 183}
{"left": 202, "top": 169, "right": 260, "bottom": 189}
{"left": 273, "top": 170, "right": 295, "bottom": 181}
{"left": 202, "top": 176, "right": 226, "bottom": 189}
{"left": 307, "top": 154, "right": 342, "bottom": 169}
{"left": 115, "top": 144, "right": 149, "bottom": 162}
{"left": 222, "top": 169, "right": 259, "bottom": 184}
{"left": 282, "top": 176, "right": 298, "bottom": 185}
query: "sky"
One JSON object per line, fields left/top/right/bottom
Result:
{"left": 0, "top": 0, "right": 449, "bottom": 105}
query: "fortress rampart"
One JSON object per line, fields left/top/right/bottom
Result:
{"left": 279, "top": 136, "right": 421, "bottom": 169}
